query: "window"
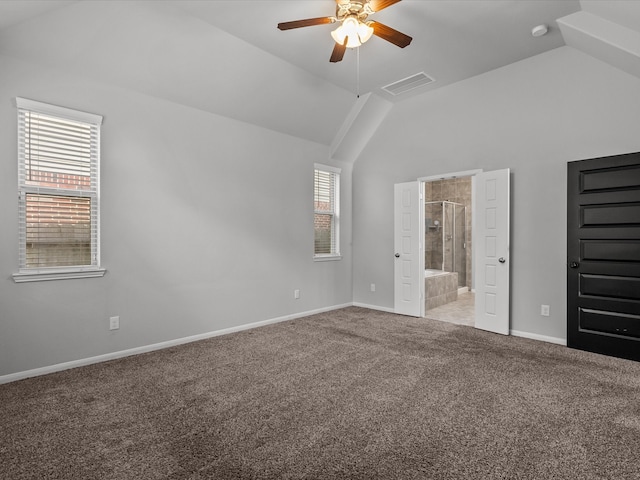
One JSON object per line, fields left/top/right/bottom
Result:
{"left": 314, "top": 164, "right": 341, "bottom": 260}
{"left": 13, "top": 98, "right": 105, "bottom": 282}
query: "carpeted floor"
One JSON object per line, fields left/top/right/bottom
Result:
{"left": 2, "top": 307, "right": 640, "bottom": 479}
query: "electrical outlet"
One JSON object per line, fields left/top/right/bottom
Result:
{"left": 541, "top": 305, "right": 550, "bottom": 317}
{"left": 370, "top": 283, "right": 376, "bottom": 292}
{"left": 109, "top": 316, "right": 120, "bottom": 330}
{"left": 294, "top": 289, "right": 300, "bottom": 299}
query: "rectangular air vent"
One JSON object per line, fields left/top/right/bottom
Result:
{"left": 382, "top": 72, "right": 435, "bottom": 96}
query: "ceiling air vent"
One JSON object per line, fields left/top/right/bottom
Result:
{"left": 382, "top": 72, "right": 435, "bottom": 96}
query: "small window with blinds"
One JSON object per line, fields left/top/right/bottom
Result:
{"left": 13, "top": 98, "right": 105, "bottom": 282}
{"left": 314, "top": 164, "right": 341, "bottom": 260}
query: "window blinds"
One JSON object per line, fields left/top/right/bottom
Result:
{"left": 314, "top": 166, "right": 340, "bottom": 256}
{"left": 16, "top": 99, "right": 102, "bottom": 271}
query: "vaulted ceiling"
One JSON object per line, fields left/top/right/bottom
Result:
{"left": 1, "top": 1, "right": 639, "bottom": 148}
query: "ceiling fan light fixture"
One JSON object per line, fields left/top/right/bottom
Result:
{"left": 358, "top": 21, "right": 374, "bottom": 43}
{"left": 277, "top": 0, "right": 411, "bottom": 63}
{"left": 331, "top": 16, "right": 373, "bottom": 48}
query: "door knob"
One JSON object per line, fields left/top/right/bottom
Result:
{"left": 395, "top": 253, "right": 400, "bottom": 258}
{"left": 569, "top": 261, "right": 579, "bottom": 269}
{"left": 498, "top": 257, "right": 506, "bottom": 263}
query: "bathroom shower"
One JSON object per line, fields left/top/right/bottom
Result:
{"left": 425, "top": 200, "right": 467, "bottom": 288}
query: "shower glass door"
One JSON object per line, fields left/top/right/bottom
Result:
{"left": 443, "top": 202, "right": 455, "bottom": 273}
{"left": 454, "top": 203, "right": 466, "bottom": 288}
{"left": 425, "top": 200, "right": 467, "bottom": 288}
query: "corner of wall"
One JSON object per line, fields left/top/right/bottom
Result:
{"left": 330, "top": 92, "right": 392, "bottom": 164}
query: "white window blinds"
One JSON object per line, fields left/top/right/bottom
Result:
{"left": 314, "top": 164, "right": 340, "bottom": 258}
{"left": 16, "top": 98, "right": 102, "bottom": 275}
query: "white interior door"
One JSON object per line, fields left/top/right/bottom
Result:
{"left": 474, "top": 169, "right": 510, "bottom": 334}
{"left": 394, "top": 182, "right": 423, "bottom": 317}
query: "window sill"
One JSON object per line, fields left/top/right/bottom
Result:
{"left": 12, "top": 268, "right": 107, "bottom": 283}
{"left": 314, "top": 255, "right": 342, "bottom": 262}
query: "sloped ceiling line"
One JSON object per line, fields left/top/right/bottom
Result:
{"left": 558, "top": 10, "right": 640, "bottom": 80}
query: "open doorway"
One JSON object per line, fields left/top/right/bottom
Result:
{"left": 394, "top": 169, "right": 509, "bottom": 334}
{"left": 422, "top": 175, "right": 475, "bottom": 326}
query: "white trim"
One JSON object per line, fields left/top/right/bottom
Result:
{"left": 0, "top": 303, "right": 352, "bottom": 385}
{"left": 418, "top": 169, "right": 482, "bottom": 182}
{"left": 314, "top": 165, "right": 341, "bottom": 258}
{"left": 352, "top": 302, "right": 396, "bottom": 313}
{"left": 314, "top": 162, "right": 341, "bottom": 174}
{"left": 12, "top": 268, "right": 106, "bottom": 283}
{"left": 356, "top": 304, "right": 567, "bottom": 345}
{"left": 15, "top": 97, "right": 103, "bottom": 125}
{"left": 0, "top": 303, "right": 570, "bottom": 384}
{"left": 15, "top": 98, "right": 103, "bottom": 276}
{"left": 313, "top": 255, "right": 342, "bottom": 262}
{"left": 510, "top": 329, "right": 567, "bottom": 346}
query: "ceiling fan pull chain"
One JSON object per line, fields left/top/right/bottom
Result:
{"left": 356, "top": 46, "right": 360, "bottom": 98}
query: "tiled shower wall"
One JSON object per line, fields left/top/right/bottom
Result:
{"left": 424, "top": 177, "right": 472, "bottom": 289}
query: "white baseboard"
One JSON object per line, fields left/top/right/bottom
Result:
{"left": 510, "top": 329, "right": 567, "bottom": 346}
{"left": 1, "top": 303, "right": 568, "bottom": 385}
{"left": 356, "top": 304, "right": 568, "bottom": 347}
{"left": 0, "top": 302, "right": 352, "bottom": 385}
{"left": 352, "top": 302, "right": 396, "bottom": 313}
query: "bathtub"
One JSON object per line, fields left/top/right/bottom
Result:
{"left": 425, "top": 268, "right": 448, "bottom": 278}
{"left": 425, "top": 270, "right": 459, "bottom": 310}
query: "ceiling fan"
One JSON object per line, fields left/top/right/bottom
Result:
{"left": 277, "top": 0, "right": 412, "bottom": 63}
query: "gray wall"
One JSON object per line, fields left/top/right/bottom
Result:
{"left": 4, "top": 43, "right": 640, "bottom": 377}
{"left": 352, "top": 46, "right": 640, "bottom": 341}
{"left": 0, "top": 54, "right": 352, "bottom": 377}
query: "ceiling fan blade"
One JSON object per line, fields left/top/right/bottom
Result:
{"left": 370, "top": 21, "right": 412, "bottom": 48}
{"left": 329, "top": 37, "right": 348, "bottom": 63}
{"left": 368, "top": 0, "right": 402, "bottom": 12}
{"left": 277, "top": 17, "right": 335, "bottom": 30}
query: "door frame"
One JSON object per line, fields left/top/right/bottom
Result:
{"left": 395, "top": 168, "right": 511, "bottom": 333}
{"left": 418, "top": 169, "right": 481, "bottom": 298}
{"left": 567, "top": 152, "right": 640, "bottom": 361}
{"left": 417, "top": 169, "right": 510, "bottom": 335}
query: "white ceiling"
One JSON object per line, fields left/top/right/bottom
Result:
{"left": 176, "top": 0, "right": 580, "bottom": 98}
{"left": 0, "top": 1, "right": 639, "bottom": 147}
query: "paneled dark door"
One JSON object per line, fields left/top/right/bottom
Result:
{"left": 567, "top": 152, "right": 640, "bottom": 361}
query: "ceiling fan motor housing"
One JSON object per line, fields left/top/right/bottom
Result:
{"left": 336, "top": 1, "right": 373, "bottom": 22}
{"left": 278, "top": 0, "right": 411, "bottom": 63}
